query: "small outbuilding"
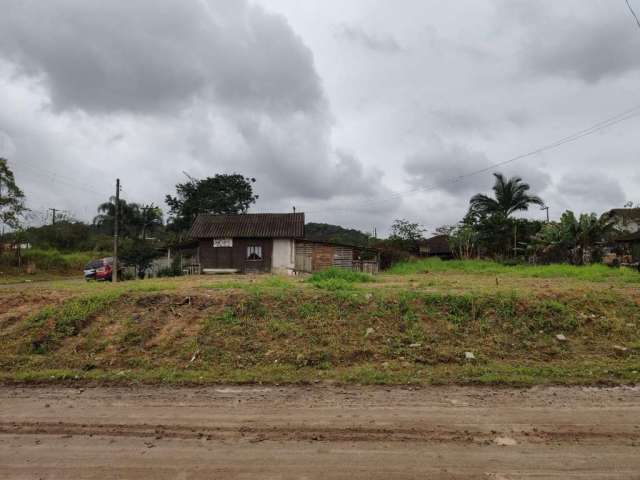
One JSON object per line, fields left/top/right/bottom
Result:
{"left": 418, "top": 235, "right": 453, "bottom": 259}
{"left": 189, "top": 212, "right": 379, "bottom": 274}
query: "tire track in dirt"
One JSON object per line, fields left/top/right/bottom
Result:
{"left": 1, "top": 420, "right": 638, "bottom": 445}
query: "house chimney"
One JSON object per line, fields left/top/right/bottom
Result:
{"left": 293, "top": 206, "right": 296, "bottom": 213}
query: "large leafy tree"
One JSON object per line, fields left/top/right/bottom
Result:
{"left": 165, "top": 174, "right": 258, "bottom": 231}
{"left": 0, "top": 158, "right": 27, "bottom": 235}
{"left": 388, "top": 218, "right": 425, "bottom": 252}
{"left": 469, "top": 173, "right": 544, "bottom": 218}
{"left": 120, "top": 238, "right": 159, "bottom": 278}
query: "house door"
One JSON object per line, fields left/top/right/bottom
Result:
{"left": 212, "top": 238, "right": 233, "bottom": 269}
{"left": 216, "top": 247, "right": 233, "bottom": 269}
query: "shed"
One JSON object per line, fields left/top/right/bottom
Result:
{"left": 418, "top": 235, "right": 453, "bottom": 259}
{"left": 294, "top": 239, "right": 379, "bottom": 274}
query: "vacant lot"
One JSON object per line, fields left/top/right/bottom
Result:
{"left": 1, "top": 260, "right": 639, "bottom": 386}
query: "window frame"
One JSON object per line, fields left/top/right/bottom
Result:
{"left": 246, "top": 245, "right": 263, "bottom": 261}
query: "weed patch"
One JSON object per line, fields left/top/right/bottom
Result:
{"left": 25, "top": 291, "right": 123, "bottom": 353}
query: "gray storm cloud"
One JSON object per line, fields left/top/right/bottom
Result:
{"left": 0, "top": 0, "right": 392, "bottom": 225}
{"left": 503, "top": 0, "right": 640, "bottom": 83}
{"left": 0, "top": 0, "right": 323, "bottom": 114}
{"left": 0, "top": 0, "right": 637, "bottom": 234}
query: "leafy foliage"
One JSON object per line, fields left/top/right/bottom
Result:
{"left": 469, "top": 173, "right": 544, "bottom": 218}
{"left": 530, "top": 211, "right": 615, "bottom": 264}
{"left": 388, "top": 218, "right": 425, "bottom": 252}
{"left": 94, "top": 199, "right": 162, "bottom": 240}
{"left": 0, "top": 158, "right": 27, "bottom": 232}
{"left": 165, "top": 174, "right": 258, "bottom": 231}
{"left": 120, "top": 239, "right": 159, "bottom": 277}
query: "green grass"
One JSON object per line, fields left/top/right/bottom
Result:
{"left": 388, "top": 257, "right": 640, "bottom": 282}
{"left": 0, "top": 249, "right": 98, "bottom": 273}
{"left": 307, "top": 267, "right": 374, "bottom": 290}
{"left": 1, "top": 360, "right": 638, "bottom": 386}
{"left": 2, "top": 273, "right": 639, "bottom": 386}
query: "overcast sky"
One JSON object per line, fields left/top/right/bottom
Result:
{"left": 1, "top": 0, "right": 639, "bottom": 236}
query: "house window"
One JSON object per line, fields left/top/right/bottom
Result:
{"left": 247, "top": 245, "right": 263, "bottom": 260}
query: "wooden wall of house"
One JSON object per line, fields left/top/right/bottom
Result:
{"left": 295, "top": 240, "right": 356, "bottom": 272}
{"left": 312, "top": 243, "right": 334, "bottom": 271}
{"left": 199, "top": 238, "right": 273, "bottom": 273}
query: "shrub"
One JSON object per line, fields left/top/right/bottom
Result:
{"left": 308, "top": 267, "right": 373, "bottom": 284}
{"left": 0, "top": 249, "right": 96, "bottom": 273}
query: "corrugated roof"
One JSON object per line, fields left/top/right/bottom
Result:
{"left": 604, "top": 208, "right": 640, "bottom": 221}
{"left": 189, "top": 213, "right": 305, "bottom": 239}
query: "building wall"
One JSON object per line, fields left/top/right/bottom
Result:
{"left": 272, "top": 238, "right": 295, "bottom": 274}
{"left": 312, "top": 243, "right": 335, "bottom": 271}
{"left": 199, "top": 238, "right": 273, "bottom": 273}
{"left": 294, "top": 240, "right": 356, "bottom": 272}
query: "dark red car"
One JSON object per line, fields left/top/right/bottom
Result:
{"left": 83, "top": 257, "right": 115, "bottom": 281}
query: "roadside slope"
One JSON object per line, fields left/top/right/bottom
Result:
{"left": 1, "top": 281, "right": 639, "bottom": 385}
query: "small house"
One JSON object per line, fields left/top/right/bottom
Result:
{"left": 417, "top": 235, "right": 453, "bottom": 259}
{"left": 601, "top": 209, "right": 640, "bottom": 266}
{"left": 190, "top": 212, "right": 379, "bottom": 274}
{"left": 602, "top": 208, "right": 640, "bottom": 234}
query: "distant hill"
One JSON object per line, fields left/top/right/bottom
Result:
{"left": 304, "top": 223, "right": 372, "bottom": 247}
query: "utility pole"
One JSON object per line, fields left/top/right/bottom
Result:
{"left": 49, "top": 208, "right": 59, "bottom": 225}
{"left": 113, "top": 178, "right": 120, "bottom": 283}
{"left": 541, "top": 206, "right": 550, "bottom": 223}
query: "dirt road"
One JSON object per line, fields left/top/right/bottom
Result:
{"left": 0, "top": 385, "right": 638, "bottom": 479}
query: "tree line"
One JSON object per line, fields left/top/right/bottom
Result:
{"left": 387, "top": 173, "right": 623, "bottom": 266}
{"left": 1, "top": 158, "right": 259, "bottom": 274}
{"left": 0, "top": 155, "right": 631, "bottom": 270}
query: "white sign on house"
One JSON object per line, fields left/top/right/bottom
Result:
{"left": 213, "top": 238, "right": 233, "bottom": 248}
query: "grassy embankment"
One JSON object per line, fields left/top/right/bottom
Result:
{"left": 0, "top": 263, "right": 638, "bottom": 386}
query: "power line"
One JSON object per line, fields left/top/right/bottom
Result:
{"left": 626, "top": 0, "right": 640, "bottom": 30}
{"left": 11, "top": 159, "right": 112, "bottom": 199}
{"left": 303, "top": 103, "right": 640, "bottom": 216}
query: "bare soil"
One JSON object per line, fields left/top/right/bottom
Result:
{"left": 1, "top": 385, "right": 639, "bottom": 479}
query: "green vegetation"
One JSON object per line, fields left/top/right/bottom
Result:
{"left": 1, "top": 277, "right": 638, "bottom": 386}
{"left": 23, "top": 291, "right": 123, "bottom": 354}
{"left": 388, "top": 257, "right": 640, "bottom": 282}
{"left": 0, "top": 249, "right": 96, "bottom": 273}
{"left": 307, "top": 267, "right": 374, "bottom": 290}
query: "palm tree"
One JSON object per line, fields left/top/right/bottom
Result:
{"left": 139, "top": 204, "right": 163, "bottom": 240}
{"left": 469, "top": 173, "right": 544, "bottom": 218}
{"left": 94, "top": 197, "right": 142, "bottom": 238}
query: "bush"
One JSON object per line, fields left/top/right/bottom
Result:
{"left": 376, "top": 244, "right": 412, "bottom": 270}
{"left": 157, "top": 256, "right": 183, "bottom": 277}
{"left": 308, "top": 267, "right": 373, "bottom": 284}
{"left": 0, "top": 249, "right": 96, "bottom": 273}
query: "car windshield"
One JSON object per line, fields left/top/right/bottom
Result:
{"left": 85, "top": 260, "right": 103, "bottom": 269}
